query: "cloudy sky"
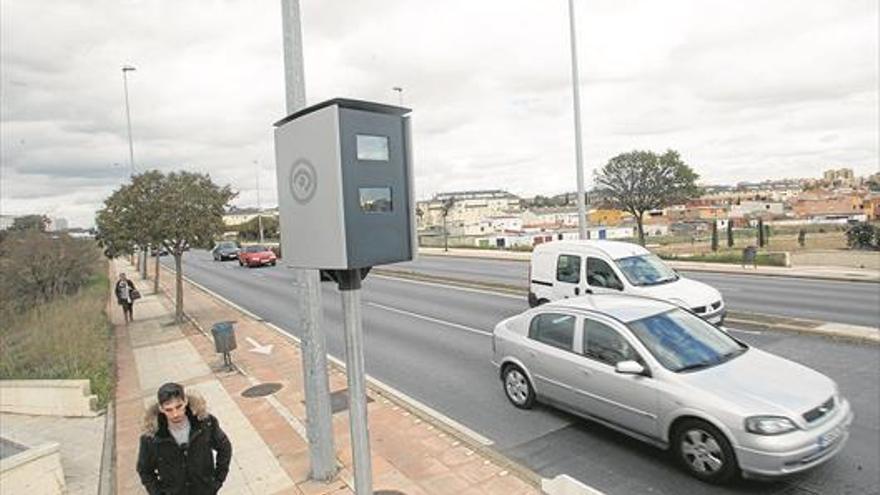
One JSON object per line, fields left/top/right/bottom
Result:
{"left": 1, "top": 0, "right": 877, "bottom": 228}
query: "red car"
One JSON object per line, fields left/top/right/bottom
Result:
{"left": 238, "top": 245, "right": 277, "bottom": 267}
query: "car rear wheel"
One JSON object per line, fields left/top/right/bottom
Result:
{"left": 673, "top": 419, "right": 738, "bottom": 484}
{"left": 502, "top": 365, "right": 535, "bottom": 409}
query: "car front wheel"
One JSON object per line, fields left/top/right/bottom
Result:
{"left": 502, "top": 365, "right": 535, "bottom": 409}
{"left": 673, "top": 419, "right": 738, "bottom": 484}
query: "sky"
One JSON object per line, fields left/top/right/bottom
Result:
{"left": 1, "top": 0, "right": 877, "bottom": 228}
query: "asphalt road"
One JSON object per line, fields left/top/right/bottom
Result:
{"left": 390, "top": 255, "right": 880, "bottom": 328}
{"left": 162, "top": 252, "right": 880, "bottom": 495}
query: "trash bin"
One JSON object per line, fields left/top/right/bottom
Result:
{"left": 211, "top": 321, "right": 237, "bottom": 353}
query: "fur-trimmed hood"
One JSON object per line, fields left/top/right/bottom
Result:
{"left": 142, "top": 391, "right": 209, "bottom": 436}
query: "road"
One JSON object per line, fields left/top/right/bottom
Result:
{"left": 389, "top": 255, "right": 880, "bottom": 328}
{"left": 162, "top": 252, "right": 880, "bottom": 495}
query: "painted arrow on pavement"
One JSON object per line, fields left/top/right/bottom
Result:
{"left": 245, "top": 336, "right": 273, "bottom": 355}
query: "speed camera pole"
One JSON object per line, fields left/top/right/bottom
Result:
{"left": 336, "top": 270, "right": 372, "bottom": 493}
{"left": 279, "top": 0, "right": 337, "bottom": 482}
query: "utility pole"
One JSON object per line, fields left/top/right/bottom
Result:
{"left": 279, "top": 0, "right": 337, "bottom": 482}
{"left": 567, "top": 0, "right": 588, "bottom": 240}
{"left": 254, "top": 160, "right": 265, "bottom": 244}
{"left": 121, "top": 65, "right": 137, "bottom": 176}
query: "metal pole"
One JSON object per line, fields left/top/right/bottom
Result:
{"left": 122, "top": 66, "right": 136, "bottom": 175}
{"left": 339, "top": 271, "right": 372, "bottom": 494}
{"left": 255, "top": 160, "right": 264, "bottom": 244}
{"left": 280, "top": 0, "right": 337, "bottom": 482}
{"left": 567, "top": 0, "right": 587, "bottom": 240}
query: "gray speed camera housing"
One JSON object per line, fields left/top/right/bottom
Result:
{"left": 274, "top": 98, "right": 415, "bottom": 270}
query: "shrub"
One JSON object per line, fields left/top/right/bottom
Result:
{"left": 845, "top": 223, "right": 879, "bottom": 250}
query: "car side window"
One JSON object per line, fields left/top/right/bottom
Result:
{"left": 587, "top": 258, "right": 623, "bottom": 290}
{"left": 556, "top": 255, "right": 581, "bottom": 284}
{"left": 529, "top": 313, "right": 576, "bottom": 351}
{"left": 583, "top": 318, "right": 637, "bottom": 366}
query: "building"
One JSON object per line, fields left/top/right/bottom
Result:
{"left": 48, "top": 217, "right": 68, "bottom": 232}
{"left": 791, "top": 191, "right": 867, "bottom": 220}
{"left": 417, "top": 190, "right": 522, "bottom": 230}
{"left": 521, "top": 206, "right": 579, "bottom": 228}
{"left": 729, "top": 201, "right": 785, "bottom": 219}
{"left": 823, "top": 168, "right": 855, "bottom": 187}
{"left": 223, "top": 207, "right": 278, "bottom": 226}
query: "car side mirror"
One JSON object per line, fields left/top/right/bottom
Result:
{"left": 615, "top": 360, "right": 645, "bottom": 375}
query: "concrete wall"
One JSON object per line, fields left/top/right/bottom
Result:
{"left": 0, "top": 442, "right": 66, "bottom": 495}
{"left": 0, "top": 380, "right": 98, "bottom": 417}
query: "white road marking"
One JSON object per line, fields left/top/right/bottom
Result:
{"left": 245, "top": 336, "right": 273, "bottom": 355}
{"left": 726, "top": 327, "right": 763, "bottom": 335}
{"left": 367, "top": 301, "right": 492, "bottom": 337}
{"left": 372, "top": 274, "right": 523, "bottom": 301}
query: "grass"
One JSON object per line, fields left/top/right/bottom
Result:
{"left": 0, "top": 259, "right": 113, "bottom": 408}
{"left": 659, "top": 251, "right": 788, "bottom": 267}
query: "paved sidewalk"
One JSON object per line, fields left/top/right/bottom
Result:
{"left": 418, "top": 247, "right": 880, "bottom": 283}
{"left": 112, "top": 259, "right": 540, "bottom": 494}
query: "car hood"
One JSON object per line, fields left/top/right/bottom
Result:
{"left": 629, "top": 276, "right": 721, "bottom": 308}
{"left": 679, "top": 347, "right": 835, "bottom": 424}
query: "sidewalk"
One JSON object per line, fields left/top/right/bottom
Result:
{"left": 112, "top": 258, "right": 540, "bottom": 495}
{"left": 417, "top": 247, "right": 880, "bottom": 283}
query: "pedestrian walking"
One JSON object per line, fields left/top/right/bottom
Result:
{"left": 115, "top": 273, "right": 138, "bottom": 323}
{"left": 137, "top": 382, "right": 232, "bottom": 494}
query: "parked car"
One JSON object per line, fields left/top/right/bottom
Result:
{"left": 239, "top": 245, "right": 277, "bottom": 267}
{"left": 212, "top": 241, "right": 240, "bottom": 261}
{"left": 492, "top": 294, "right": 852, "bottom": 483}
{"left": 150, "top": 246, "right": 169, "bottom": 257}
{"left": 529, "top": 240, "right": 725, "bottom": 324}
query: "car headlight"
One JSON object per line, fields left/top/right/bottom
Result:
{"left": 745, "top": 416, "right": 798, "bottom": 435}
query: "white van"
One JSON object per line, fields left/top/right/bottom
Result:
{"left": 528, "top": 240, "right": 726, "bottom": 324}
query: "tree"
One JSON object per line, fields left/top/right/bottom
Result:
{"left": 594, "top": 150, "right": 700, "bottom": 245}
{"left": 96, "top": 171, "right": 236, "bottom": 322}
{"left": 726, "top": 221, "right": 734, "bottom": 248}
{"left": 158, "top": 172, "right": 236, "bottom": 322}
{"left": 439, "top": 198, "right": 455, "bottom": 252}
{"left": 10, "top": 215, "right": 50, "bottom": 232}
{"left": 846, "top": 223, "right": 879, "bottom": 250}
{"left": 711, "top": 221, "right": 719, "bottom": 251}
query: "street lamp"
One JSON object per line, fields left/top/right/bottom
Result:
{"left": 121, "top": 65, "right": 137, "bottom": 175}
{"left": 254, "top": 160, "right": 264, "bottom": 244}
{"left": 566, "top": 0, "right": 588, "bottom": 240}
{"left": 392, "top": 86, "right": 403, "bottom": 106}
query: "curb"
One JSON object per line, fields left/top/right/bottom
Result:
{"left": 159, "top": 264, "right": 545, "bottom": 490}
{"left": 416, "top": 251, "right": 880, "bottom": 284}
{"left": 375, "top": 268, "right": 878, "bottom": 344}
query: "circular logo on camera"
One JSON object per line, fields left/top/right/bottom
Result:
{"left": 289, "top": 159, "right": 317, "bottom": 204}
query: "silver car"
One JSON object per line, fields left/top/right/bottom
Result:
{"left": 491, "top": 294, "right": 853, "bottom": 483}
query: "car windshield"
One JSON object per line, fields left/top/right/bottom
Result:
{"left": 246, "top": 245, "right": 268, "bottom": 253}
{"left": 627, "top": 309, "right": 746, "bottom": 372}
{"left": 615, "top": 254, "right": 678, "bottom": 286}
{"left": 218, "top": 242, "right": 237, "bottom": 249}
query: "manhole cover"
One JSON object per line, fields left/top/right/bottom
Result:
{"left": 241, "top": 382, "right": 283, "bottom": 398}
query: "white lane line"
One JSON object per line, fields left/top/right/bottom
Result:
{"left": 366, "top": 302, "right": 492, "bottom": 337}
{"left": 726, "top": 327, "right": 763, "bottom": 335}
{"left": 372, "top": 274, "right": 524, "bottom": 301}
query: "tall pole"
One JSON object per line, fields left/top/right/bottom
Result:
{"left": 279, "top": 0, "right": 337, "bottom": 482}
{"left": 392, "top": 86, "right": 403, "bottom": 106}
{"left": 122, "top": 65, "right": 137, "bottom": 176}
{"left": 567, "top": 0, "right": 587, "bottom": 240}
{"left": 254, "top": 160, "right": 264, "bottom": 244}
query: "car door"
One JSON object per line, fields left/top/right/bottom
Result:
{"left": 552, "top": 254, "right": 584, "bottom": 300}
{"left": 586, "top": 257, "right": 625, "bottom": 295}
{"left": 576, "top": 316, "right": 660, "bottom": 438}
{"left": 522, "top": 312, "right": 582, "bottom": 407}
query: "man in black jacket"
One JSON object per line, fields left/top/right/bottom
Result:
{"left": 137, "top": 382, "right": 232, "bottom": 494}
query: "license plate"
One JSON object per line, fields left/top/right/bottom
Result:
{"left": 818, "top": 425, "right": 843, "bottom": 449}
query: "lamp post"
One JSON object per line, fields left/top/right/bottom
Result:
{"left": 392, "top": 86, "right": 403, "bottom": 106}
{"left": 566, "top": 0, "right": 587, "bottom": 240}
{"left": 254, "top": 160, "right": 264, "bottom": 244}
{"left": 121, "top": 65, "right": 137, "bottom": 175}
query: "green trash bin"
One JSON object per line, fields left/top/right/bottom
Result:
{"left": 211, "top": 321, "right": 237, "bottom": 369}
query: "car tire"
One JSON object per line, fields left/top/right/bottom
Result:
{"left": 672, "top": 419, "right": 738, "bottom": 484}
{"left": 239, "top": 260, "right": 243, "bottom": 266}
{"left": 502, "top": 364, "right": 536, "bottom": 409}
{"left": 270, "top": 261, "right": 276, "bottom": 266}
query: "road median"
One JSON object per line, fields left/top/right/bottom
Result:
{"left": 374, "top": 267, "right": 879, "bottom": 345}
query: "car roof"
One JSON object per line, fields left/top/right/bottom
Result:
{"left": 541, "top": 293, "right": 674, "bottom": 323}
{"left": 534, "top": 240, "right": 649, "bottom": 260}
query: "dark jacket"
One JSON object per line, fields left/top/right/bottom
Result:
{"left": 136, "top": 393, "right": 232, "bottom": 495}
{"left": 115, "top": 279, "right": 136, "bottom": 305}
